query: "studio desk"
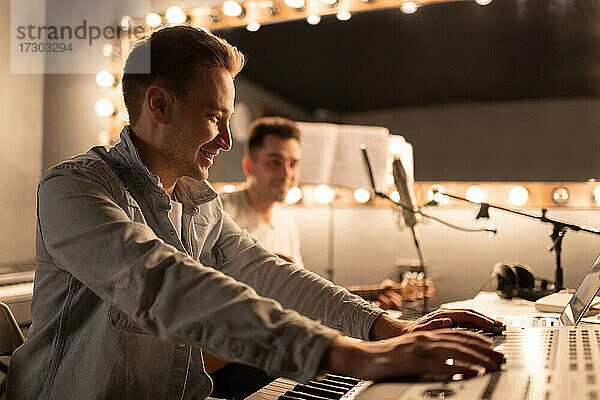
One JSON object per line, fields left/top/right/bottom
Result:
{"left": 247, "top": 292, "right": 600, "bottom": 400}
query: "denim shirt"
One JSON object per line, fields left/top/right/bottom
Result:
{"left": 7, "top": 127, "right": 383, "bottom": 400}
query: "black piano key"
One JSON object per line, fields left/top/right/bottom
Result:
{"left": 324, "top": 374, "right": 361, "bottom": 385}
{"left": 292, "top": 383, "right": 344, "bottom": 399}
{"left": 318, "top": 379, "right": 354, "bottom": 390}
{"left": 306, "top": 381, "right": 350, "bottom": 394}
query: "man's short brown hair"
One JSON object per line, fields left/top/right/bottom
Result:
{"left": 246, "top": 117, "right": 302, "bottom": 159}
{"left": 122, "top": 25, "right": 245, "bottom": 126}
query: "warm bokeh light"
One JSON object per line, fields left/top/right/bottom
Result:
{"left": 145, "top": 12, "right": 162, "bottom": 28}
{"left": 165, "top": 6, "right": 187, "bottom": 24}
{"left": 313, "top": 184, "right": 336, "bottom": 205}
{"left": 390, "top": 190, "right": 400, "bottom": 203}
{"left": 120, "top": 15, "right": 133, "bottom": 30}
{"left": 223, "top": 0, "right": 244, "bottom": 17}
{"left": 95, "top": 71, "right": 115, "bottom": 88}
{"left": 427, "top": 185, "right": 449, "bottom": 205}
{"left": 551, "top": 187, "right": 569, "bottom": 205}
{"left": 353, "top": 188, "right": 371, "bottom": 204}
{"left": 95, "top": 99, "right": 116, "bottom": 117}
{"left": 593, "top": 186, "right": 600, "bottom": 207}
{"left": 101, "top": 44, "right": 113, "bottom": 57}
{"left": 246, "top": 22, "right": 261, "bottom": 31}
{"left": 221, "top": 184, "right": 236, "bottom": 193}
{"left": 285, "top": 186, "right": 303, "bottom": 204}
{"left": 400, "top": 2, "right": 417, "bottom": 14}
{"left": 509, "top": 185, "right": 529, "bottom": 206}
{"left": 284, "top": 0, "right": 305, "bottom": 8}
{"left": 336, "top": 11, "right": 351, "bottom": 20}
{"left": 476, "top": 0, "right": 492, "bottom": 5}
{"left": 307, "top": 15, "right": 321, "bottom": 25}
{"left": 465, "top": 185, "right": 488, "bottom": 203}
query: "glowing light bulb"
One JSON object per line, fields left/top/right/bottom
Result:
{"left": 95, "top": 71, "right": 115, "bottom": 88}
{"left": 465, "top": 185, "right": 487, "bottom": 203}
{"left": 400, "top": 2, "right": 417, "bottom": 14}
{"left": 221, "top": 184, "right": 236, "bottom": 193}
{"left": 336, "top": 11, "right": 351, "bottom": 21}
{"left": 223, "top": 1, "right": 243, "bottom": 17}
{"left": 427, "top": 185, "right": 449, "bottom": 205}
{"left": 307, "top": 14, "right": 321, "bottom": 25}
{"left": 321, "top": 0, "right": 337, "bottom": 5}
{"left": 145, "top": 12, "right": 162, "bottom": 27}
{"left": 120, "top": 15, "right": 133, "bottom": 30}
{"left": 313, "top": 184, "right": 335, "bottom": 205}
{"left": 592, "top": 187, "right": 600, "bottom": 207}
{"left": 476, "top": 0, "right": 492, "bottom": 5}
{"left": 165, "top": 6, "right": 187, "bottom": 24}
{"left": 95, "top": 99, "right": 116, "bottom": 117}
{"left": 284, "top": 0, "right": 305, "bottom": 8}
{"left": 353, "top": 188, "right": 371, "bottom": 204}
{"left": 390, "top": 190, "right": 400, "bottom": 203}
{"left": 551, "top": 187, "right": 569, "bottom": 205}
{"left": 246, "top": 22, "right": 261, "bottom": 31}
{"left": 509, "top": 185, "right": 529, "bottom": 206}
{"left": 285, "top": 186, "right": 303, "bottom": 204}
{"left": 102, "top": 44, "right": 113, "bottom": 57}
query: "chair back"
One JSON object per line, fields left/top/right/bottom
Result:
{"left": 0, "top": 302, "right": 24, "bottom": 356}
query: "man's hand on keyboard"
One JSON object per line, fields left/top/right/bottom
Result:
{"left": 321, "top": 329, "right": 504, "bottom": 381}
{"left": 370, "top": 309, "right": 504, "bottom": 341}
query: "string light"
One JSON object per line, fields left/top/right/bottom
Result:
{"left": 592, "top": 187, "right": 600, "bottom": 207}
{"left": 508, "top": 185, "right": 529, "bottom": 206}
{"left": 223, "top": 1, "right": 244, "bottom": 17}
{"left": 284, "top": 0, "right": 305, "bottom": 8}
{"left": 95, "top": 71, "right": 116, "bottom": 88}
{"left": 120, "top": 15, "right": 133, "bottom": 30}
{"left": 353, "top": 188, "right": 371, "bottom": 204}
{"left": 313, "top": 185, "right": 335, "bottom": 205}
{"left": 307, "top": 14, "right": 321, "bottom": 25}
{"left": 221, "top": 184, "right": 236, "bottom": 193}
{"left": 390, "top": 190, "right": 400, "bottom": 203}
{"left": 246, "top": 22, "right": 261, "bottom": 31}
{"left": 336, "top": 11, "right": 351, "bottom": 20}
{"left": 475, "top": 0, "right": 492, "bottom": 5}
{"left": 145, "top": 12, "right": 162, "bottom": 28}
{"left": 101, "top": 44, "right": 113, "bottom": 57}
{"left": 95, "top": 99, "right": 116, "bottom": 117}
{"left": 285, "top": 186, "right": 303, "bottom": 204}
{"left": 165, "top": 6, "right": 187, "bottom": 24}
{"left": 551, "top": 187, "right": 569, "bottom": 206}
{"left": 465, "top": 185, "right": 487, "bottom": 203}
{"left": 427, "top": 185, "right": 449, "bottom": 205}
{"left": 321, "top": 0, "right": 337, "bottom": 5}
{"left": 400, "top": 2, "right": 418, "bottom": 14}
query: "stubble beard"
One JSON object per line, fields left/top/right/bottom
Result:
{"left": 160, "top": 127, "right": 208, "bottom": 182}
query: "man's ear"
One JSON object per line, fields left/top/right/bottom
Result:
{"left": 145, "top": 85, "right": 171, "bottom": 125}
{"left": 242, "top": 156, "right": 253, "bottom": 178}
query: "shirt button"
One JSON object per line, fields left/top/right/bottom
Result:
{"left": 170, "top": 229, "right": 175, "bottom": 235}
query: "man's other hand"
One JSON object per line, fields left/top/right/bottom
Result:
{"left": 369, "top": 309, "right": 504, "bottom": 341}
{"left": 320, "top": 330, "right": 504, "bottom": 381}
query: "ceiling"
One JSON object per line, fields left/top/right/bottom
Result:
{"left": 216, "top": 0, "right": 600, "bottom": 113}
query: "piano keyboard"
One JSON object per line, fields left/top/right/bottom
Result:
{"left": 0, "top": 268, "right": 34, "bottom": 326}
{"left": 245, "top": 374, "right": 372, "bottom": 400}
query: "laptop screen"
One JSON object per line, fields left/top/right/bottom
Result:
{"left": 559, "top": 253, "right": 600, "bottom": 326}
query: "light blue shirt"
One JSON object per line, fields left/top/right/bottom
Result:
{"left": 7, "top": 126, "right": 383, "bottom": 399}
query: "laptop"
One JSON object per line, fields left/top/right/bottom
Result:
{"left": 248, "top": 255, "right": 600, "bottom": 400}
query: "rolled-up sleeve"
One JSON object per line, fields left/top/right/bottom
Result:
{"left": 215, "top": 212, "right": 385, "bottom": 341}
{"left": 37, "top": 161, "right": 341, "bottom": 382}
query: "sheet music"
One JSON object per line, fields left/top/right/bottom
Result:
{"left": 297, "top": 122, "right": 339, "bottom": 184}
{"left": 298, "top": 122, "right": 395, "bottom": 189}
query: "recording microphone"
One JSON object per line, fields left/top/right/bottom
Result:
{"left": 392, "top": 158, "right": 418, "bottom": 229}
{"left": 392, "top": 157, "right": 425, "bottom": 272}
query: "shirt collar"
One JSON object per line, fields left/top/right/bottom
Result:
{"left": 112, "top": 125, "right": 217, "bottom": 211}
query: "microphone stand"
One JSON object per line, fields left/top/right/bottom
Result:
{"left": 435, "top": 190, "right": 600, "bottom": 291}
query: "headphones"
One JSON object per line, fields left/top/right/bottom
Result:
{"left": 491, "top": 262, "right": 556, "bottom": 301}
